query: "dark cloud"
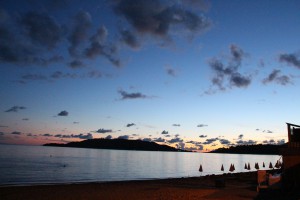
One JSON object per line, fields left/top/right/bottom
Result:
{"left": 203, "top": 137, "right": 218, "bottom": 145}
{"left": 42, "top": 133, "right": 53, "bottom": 137}
{"left": 172, "top": 124, "right": 180, "bottom": 127}
{"left": 142, "top": 138, "right": 152, "bottom": 142}
{"left": 69, "top": 60, "right": 84, "bottom": 69}
{"left": 96, "top": 128, "right": 113, "bottom": 133}
{"left": 54, "top": 133, "right": 93, "bottom": 139}
{"left": 11, "top": 131, "right": 21, "bottom": 135}
{"left": 219, "top": 139, "right": 231, "bottom": 145}
{"left": 105, "top": 135, "right": 113, "bottom": 139}
{"left": 21, "top": 74, "right": 48, "bottom": 82}
{"left": 73, "top": 121, "right": 79, "bottom": 124}
{"left": 180, "top": 0, "right": 210, "bottom": 11}
{"left": 5, "top": 106, "right": 26, "bottom": 112}
{"left": 262, "top": 69, "right": 292, "bottom": 85}
{"left": 197, "top": 124, "right": 207, "bottom": 127}
{"left": 118, "top": 135, "right": 130, "bottom": 139}
{"left": 58, "top": 110, "right": 68, "bottom": 116}
{"left": 76, "top": 133, "right": 93, "bottom": 139}
{"left": 68, "top": 11, "right": 92, "bottom": 56}
{"left": 126, "top": 123, "right": 136, "bottom": 127}
{"left": 238, "top": 134, "right": 243, "bottom": 139}
{"left": 168, "top": 137, "right": 183, "bottom": 143}
{"left": 118, "top": 90, "right": 148, "bottom": 100}
{"left": 236, "top": 139, "right": 257, "bottom": 145}
{"left": 153, "top": 137, "right": 165, "bottom": 142}
{"left": 279, "top": 53, "right": 300, "bottom": 69}
{"left": 120, "top": 29, "right": 140, "bottom": 49}
{"left": 113, "top": 0, "right": 211, "bottom": 39}
{"left": 166, "top": 67, "right": 177, "bottom": 77}
{"left": 206, "top": 45, "right": 252, "bottom": 93}
{"left": 0, "top": 125, "right": 8, "bottom": 127}
{"left": 21, "top": 11, "right": 62, "bottom": 49}
{"left": 85, "top": 26, "right": 121, "bottom": 67}
{"left": 199, "top": 135, "right": 207, "bottom": 138}
{"left": 161, "top": 130, "right": 169, "bottom": 135}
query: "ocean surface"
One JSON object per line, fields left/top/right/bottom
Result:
{"left": 0, "top": 144, "right": 281, "bottom": 186}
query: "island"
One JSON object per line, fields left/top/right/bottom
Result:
{"left": 43, "top": 138, "right": 188, "bottom": 152}
{"left": 209, "top": 143, "right": 287, "bottom": 155}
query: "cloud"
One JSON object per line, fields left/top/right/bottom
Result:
{"left": 219, "top": 139, "right": 231, "bottom": 145}
{"left": 168, "top": 137, "right": 183, "bottom": 143}
{"left": 54, "top": 133, "right": 93, "bottom": 139}
{"left": 96, "top": 128, "right": 113, "bottom": 133}
{"left": 153, "top": 137, "right": 165, "bottom": 142}
{"left": 76, "top": 133, "right": 93, "bottom": 139}
{"left": 68, "top": 11, "right": 92, "bottom": 56}
{"left": 199, "top": 135, "right": 207, "bottom": 138}
{"left": 58, "top": 110, "right": 68, "bottom": 116}
{"left": 142, "top": 138, "right": 152, "bottom": 142}
{"left": 85, "top": 26, "right": 121, "bottom": 67}
{"left": 206, "top": 45, "right": 252, "bottom": 93}
{"left": 0, "top": 125, "right": 8, "bottom": 127}
{"left": 161, "top": 130, "right": 169, "bottom": 135}
{"left": 21, "top": 11, "right": 62, "bottom": 49}
{"left": 203, "top": 137, "right": 218, "bottom": 145}
{"left": 69, "top": 60, "right": 84, "bottom": 69}
{"left": 197, "top": 124, "right": 207, "bottom": 127}
{"left": 113, "top": 0, "right": 211, "bottom": 39}
{"left": 236, "top": 139, "right": 257, "bottom": 145}
{"left": 42, "top": 133, "right": 53, "bottom": 137}
{"left": 126, "top": 123, "right": 136, "bottom": 127}
{"left": 279, "top": 52, "right": 300, "bottom": 69}
{"left": 238, "top": 134, "right": 243, "bottom": 139}
{"left": 262, "top": 69, "right": 292, "bottom": 85}
{"left": 118, "top": 90, "right": 148, "bottom": 100}
{"left": 105, "top": 135, "right": 113, "bottom": 139}
{"left": 5, "top": 106, "right": 26, "bottom": 112}
{"left": 73, "top": 121, "right": 79, "bottom": 124}
{"left": 165, "top": 66, "right": 177, "bottom": 77}
{"left": 118, "top": 135, "right": 130, "bottom": 139}
{"left": 172, "top": 124, "right": 180, "bottom": 127}
{"left": 120, "top": 29, "right": 140, "bottom": 49}
{"left": 11, "top": 131, "right": 21, "bottom": 135}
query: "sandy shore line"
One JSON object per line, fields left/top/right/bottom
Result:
{"left": 0, "top": 172, "right": 273, "bottom": 200}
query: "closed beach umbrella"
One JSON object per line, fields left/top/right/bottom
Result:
{"left": 229, "top": 164, "right": 234, "bottom": 172}
{"left": 263, "top": 162, "right": 265, "bottom": 168}
{"left": 221, "top": 164, "right": 224, "bottom": 171}
{"left": 275, "top": 161, "right": 279, "bottom": 168}
{"left": 244, "top": 163, "right": 247, "bottom": 169}
{"left": 269, "top": 162, "right": 273, "bottom": 169}
{"left": 199, "top": 164, "right": 203, "bottom": 172}
{"left": 255, "top": 163, "right": 259, "bottom": 170}
{"left": 232, "top": 164, "right": 235, "bottom": 171}
{"left": 247, "top": 163, "right": 251, "bottom": 170}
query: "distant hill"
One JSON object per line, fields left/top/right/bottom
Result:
{"left": 43, "top": 138, "right": 187, "bottom": 152}
{"left": 209, "top": 144, "right": 287, "bottom": 155}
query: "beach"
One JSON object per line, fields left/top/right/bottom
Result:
{"left": 0, "top": 172, "right": 267, "bottom": 200}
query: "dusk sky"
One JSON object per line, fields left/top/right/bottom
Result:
{"left": 1, "top": 0, "right": 299, "bottom": 151}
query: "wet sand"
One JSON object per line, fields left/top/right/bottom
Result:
{"left": 0, "top": 172, "right": 274, "bottom": 200}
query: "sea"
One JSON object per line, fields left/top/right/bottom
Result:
{"left": 0, "top": 144, "right": 281, "bottom": 186}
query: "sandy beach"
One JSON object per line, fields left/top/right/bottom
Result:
{"left": 1, "top": 172, "right": 279, "bottom": 200}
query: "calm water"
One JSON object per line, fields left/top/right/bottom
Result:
{"left": 0, "top": 144, "right": 280, "bottom": 186}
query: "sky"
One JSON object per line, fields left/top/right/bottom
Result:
{"left": 1, "top": 0, "right": 300, "bottom": 151}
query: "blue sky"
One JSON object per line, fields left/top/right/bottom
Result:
{"left": 1, "top": 0, "right": 299, "bottom": 151}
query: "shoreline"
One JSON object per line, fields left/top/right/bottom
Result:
{"left": 1, "top": 172, "right": 262, "bottom": 200}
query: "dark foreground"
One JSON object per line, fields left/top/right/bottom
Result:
{"left": 1, "top": 172, "right": 299, "bottom": 200}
